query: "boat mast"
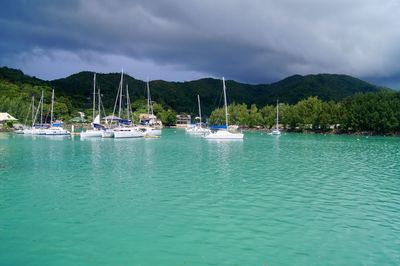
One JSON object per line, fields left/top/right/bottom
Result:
{"left": 50, "top": 89, "right": 54, "bottom": 126}
{"left": 276, "top": 100, "right": 279, "bottom": 130}
{"left": 146, "top": 78, "right": 150, "bottom": 115}
{"left": 40, "top": 90, "right": 44, "bottom": 126}
{"left": 222, "top": 77, "right": 228, "bottom": 128}
{"left": 93, "top": 73, "right": 96, "bottom": 123}
{"left": 197, "top": 94, "right": 202, "bottom": 127}
{"left": 147, "top": 78, "right": 150, "bottom": 115}
{"left": 98, "top": 88, "right": 101, "bottom": 119}
{"left": 33, "top": 94, "right": 42, "bottom": 127}
{"left": 31, "top": 96, "right": 35, "bottom": 127}
{"left": 110, "top": 72, "right": 122, "bottom": 125}
{"left": 126, "top": 84, "right": 129, "bottom": 121}
{"left": 118, "top": 69, "right": 123, "bottom": 120}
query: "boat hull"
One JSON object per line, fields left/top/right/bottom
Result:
{"left": 80, "top": 130, "right": 102, "bottom": 138}
{"left": 204, "top": 130, "right": 244, "bottom": 139}
{"left": 270, "top": 129, "right": 281, "bottom": 135}
{"left": 113, "top": 128, "right": 144, "bottom": 138}
{"left": 31, "top": 128, "right": 48, "bottom": 135}
{"left": 186, "top": 127, "right": 209, "bottom": 135}
{"left": 144, "top": 128, "right": 161, "bottom": 136}
{"left": 44, "top": 127, "right": 70, "bottom": 135}
{"left": 101, "top": 130, "right": 114, "bottom": 138}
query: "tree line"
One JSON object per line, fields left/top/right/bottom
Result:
{"left": 209, "top": 90, "right": 400, "bottom": 135}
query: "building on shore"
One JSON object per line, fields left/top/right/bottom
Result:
{"left": 0, "top": 112, "right": 18, "bottom": 130}
{"left": 175, "top": 114, "right": 191, "bottom": 128}
{"left": 0, "top": 112, "right": 17, "bottom": 124}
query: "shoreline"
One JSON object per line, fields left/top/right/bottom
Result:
{"left": 240, "top": 127, "right": 400, "bottom": 137}
{"left": 3, "top": 125, "right": 400, "bottom": 137}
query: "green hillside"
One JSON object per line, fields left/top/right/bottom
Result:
{"left": 0, "top": 66, "right": 47, "bottom": 86}
{"left": 0, "top": 66, "right": 380, "bottom": 120}
{"left": 50, "top": 70, "right": 379, "bottom": 115}
{"left": 263, "top": 74, "right": 379, "bottom": 104}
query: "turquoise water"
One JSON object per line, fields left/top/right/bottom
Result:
{"left": 0, "top": 130, "right": 399, "bottom": 265}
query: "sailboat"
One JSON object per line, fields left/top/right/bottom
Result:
{"left": 203, "top": 77, "right": 244, "bottom": 139}
{"left": 81, "top": 73, "right": 105, "bottom": 138}
{"left": 186, "top": 94, "right": 208, "bottom": 135}
{"left": 44, "top": 89, "right": 70, "bottom": 135}
{"left": 270, "top": 100, "right": 281, "bottom": 135}
{"left": 112, "top": 70, "right": 143, "bottom": 138}
{"left": 15, "top": 96, "right": 35, "bottom": 134}
{"left": 31, "top": 90, "right": 47, "bottom": 135}
{"left": 137, "top": 79, "right": 162, "bottom": 137}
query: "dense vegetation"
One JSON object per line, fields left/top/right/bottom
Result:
{"left": 209, "top": 91, "right": 400, "bottom": 134}
{"left": 1, "top": 66, "right": 399, "bottom": 134}
{"left": 0, "top": 67, "right": 178, "bottom": 126}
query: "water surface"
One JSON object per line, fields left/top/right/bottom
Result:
{"left": 1, "top": 130, "right": 399, "bottom": 265}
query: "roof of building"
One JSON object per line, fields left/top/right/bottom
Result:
{"left": 0, "top": 112, "right": 18, "bottom": 121}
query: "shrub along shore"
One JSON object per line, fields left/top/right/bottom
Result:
{"left": 208, "top": 91, "right": 400, "bottom": 136}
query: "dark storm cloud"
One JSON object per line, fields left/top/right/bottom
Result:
{"left": 1, "top": 0, "right": 400, "bottom": 86}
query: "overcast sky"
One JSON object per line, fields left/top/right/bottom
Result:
{"left": 1, "top": 0, "right": 400, "bottom": 88}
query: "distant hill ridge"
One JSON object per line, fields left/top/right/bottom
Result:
{"left": 0, "top": 66, "right": 380, "bottom": 115}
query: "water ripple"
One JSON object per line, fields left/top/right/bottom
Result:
{"left": 0, "top": 131, "right": 399, "bottom": 265}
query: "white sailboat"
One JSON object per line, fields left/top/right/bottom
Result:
{"left": 81, "top": 73, "right": 104, "bottom": 138}
{"left": 204, "top": 77, "right": 244, "bottom": 140}
{"left": 31, "top": 90, "right": 47, "bottom": 135}
{"left": 112, "top": 70, "right": 143, "bottom": 139}
{"left": 137, "top": 79, "right": 162, "bottom": 137}
{"left": 43, "top": 89, "right": 70, "bottom": 136}
{"left": 16, "top": 96, "right": 35, "bottom": 134}
{"left": 24, "top": 96, "right": 35, "bottom": 134}
{"left": 186, "top": 94, "right": 209, "bottom": 135}
{"left": 101, "top": 127, "right": 114, "bottom": 138}
{"left": 270, "top": 100, "right": 281, "bottom": 135}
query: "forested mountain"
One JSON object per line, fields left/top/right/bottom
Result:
{"left": 0, "top": 67, "right": 379, "bottom": 114}
{"left": 259, "top": 74, "right": 379, "bottom": 104}
{"left": 0, "top": 67, "right": 46, "bottom": 86}
{"left": 0, "top": 66, "right": 381, "bottom": 118}
{"left": 52, "top": 72, "right": 380, "bottom": 115}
